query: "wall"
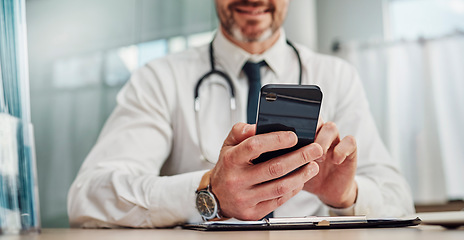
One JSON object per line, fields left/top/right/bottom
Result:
{"left": 284, "top": 0, "right": 318, "bottom": 50}
{"left": 316, "top": 0, "right": 385, "bottom": 53}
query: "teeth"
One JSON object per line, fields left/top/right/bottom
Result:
{"left": 237, "top": 8, "right": 266, "bottom": 15}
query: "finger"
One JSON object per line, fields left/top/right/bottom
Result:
{"left": 314, "top": 121, "right": 340, "bottom": 159}
{"left": 249, "top": 143, "right": 322, "bottom": 183}
{"left": 253, "top": 184, "right": 304, "bottom": 220}
{"left": 223, "top": 123, "right": 256, "bottom": 147}
{"left": 333, "top": 135, "right": 357, "bottom": 165}
{"left": 251, "top": 162, "right": 319, "bottom": 202}
{"left": 232, "top": 131, "right": 298, "bottom": 164}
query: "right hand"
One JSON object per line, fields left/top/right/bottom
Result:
{"left": 209, "top": 123, "right": 323, "bottom": 220}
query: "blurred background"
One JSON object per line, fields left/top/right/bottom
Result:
{"left": 24, "top": 0, "right": 464, "bottom": 227}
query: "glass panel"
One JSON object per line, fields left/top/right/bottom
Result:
{"left": 137, "top": 39, "right": 168, "bottom": 66}
{"left": 187, "top": 31, "right": 215, "bottom": 48}
{"left": 0, "top": 0, "right": 39, "bottom": 234}
{"left": 389, "top": 0, "right": 464, "bottom": 39}
{"left": 169, "top": 36, "right": 187, "bottom": 53}
{"left": 104, "top": 46, "right": 136, "bottom": 87}
{"left": 52, "top": 53, "right": 103, "bottom": 89}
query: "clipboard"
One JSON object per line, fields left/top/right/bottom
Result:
{"left": 182, "top": 216, "right": 421, "bottom": 231}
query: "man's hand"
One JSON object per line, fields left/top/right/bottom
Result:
{"left": 209, "top": 123, "right": 323, "bottom": 220}
{"left": 303, "top": 118, "right": 358, "bottom": 209}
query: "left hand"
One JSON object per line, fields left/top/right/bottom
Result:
{"left": 303, "top": 117, "right": 358, "bottom": 208}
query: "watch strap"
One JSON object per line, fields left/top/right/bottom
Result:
{"left": 196, "top": 170, "right": 229, "bottom": 221}
{"left": 197, "top": 170, "right": 212, "bottom": 191}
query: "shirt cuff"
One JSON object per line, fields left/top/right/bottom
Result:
{"left": 328, "top": 203, "right": 356, "bottom": 216}
{"left": 353, "top": 176, "right": 383, "bottom": 217}
{"left": 147, "top": 169, "right": 209, "bottom": 226}
{"left": 187, "top": 170, "right": 210, "bottom": 223}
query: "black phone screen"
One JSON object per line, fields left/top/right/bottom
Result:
{"left": 252, "top": 84, "right": 323, "bottom": 164}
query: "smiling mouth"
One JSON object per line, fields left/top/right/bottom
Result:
{"left": 235, "top": 7, "right": 271, "bottom": 15}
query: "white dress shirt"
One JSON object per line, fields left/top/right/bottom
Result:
{"left": 67, "top": 29, "right": 414, "bottom": 228}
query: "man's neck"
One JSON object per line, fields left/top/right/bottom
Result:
{"left": 220, "top": 27, "right": 281, "bottom": 55}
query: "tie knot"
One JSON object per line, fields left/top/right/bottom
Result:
{"left": 243, "top": 61, "right": 266, "bottom": 83}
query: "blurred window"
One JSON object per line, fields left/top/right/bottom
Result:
{"left": 187, "top": 31, "right": 215, "bottom": 48}
{"left": 54, "top": 31, "right": 214, "bottom": 89}
{"left": 388, "top": 0, "right": 464, "bottom": 39}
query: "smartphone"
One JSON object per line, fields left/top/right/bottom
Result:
{"left": 252, "top": 84, "right": 323, "bottom": 164}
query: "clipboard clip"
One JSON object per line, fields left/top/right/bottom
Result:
{"left": 316, "top": 220, "right": 331, "bottom": 227}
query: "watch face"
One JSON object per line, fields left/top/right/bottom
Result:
{"left": 196, "top": 190, "right": 218, "bottom": 219}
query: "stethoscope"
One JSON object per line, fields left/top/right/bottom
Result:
{"left": 194, "top": 39, "right": 303, "bottom": 164}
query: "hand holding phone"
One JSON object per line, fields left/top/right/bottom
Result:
{"left": 252, "top": 84, "right": 323, "bottom": 164}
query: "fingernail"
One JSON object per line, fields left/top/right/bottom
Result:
{"left": 308, "top": 144, "right": 323, "bottom": 159}
{"left": 242, "top": 124, "right": 253, "bottom": 134}
{"left": 309, "top": 162, "right": 319, "bottom": 175}
{"left": 287, "top": 131, "right": 297, "bottom": 141}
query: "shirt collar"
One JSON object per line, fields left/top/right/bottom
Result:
{"left": 212, "top": 28, "right": 288, "bottom": 79}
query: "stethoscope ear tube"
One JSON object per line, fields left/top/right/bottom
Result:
{"left": 194, "top": 39, "right": 301, "bottom": 112}
{"left": 286, "top": 40, "right": 303, "bottom": 85}
{"left": 194, "top": 69, "right": 236, "bottom": 112}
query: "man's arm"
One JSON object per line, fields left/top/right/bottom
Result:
{"left": 67, "top": 65, "right": 204, "bottom": 227}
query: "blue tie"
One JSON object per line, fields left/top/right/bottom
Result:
{"left": 243, "top": 61, "right": 266, "bottom": 124}
{"left": 243, "top": 61, "right": 274, "bottom": 219}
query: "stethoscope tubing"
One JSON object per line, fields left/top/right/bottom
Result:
{"left": 194, "top": 39, "right": 302, "bottom": 113}
{"left": 193, "top": 38, "right": 303, "bottom": 164}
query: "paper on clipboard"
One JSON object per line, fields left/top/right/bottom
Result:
{"left": 200, "top": 216, "right": 368, "bottom": 227}
{"left": 182, "top": 215, "right": 421, "bottom": 231}
{"left": 267, "top": 216, "right": 368, "bottom": 225}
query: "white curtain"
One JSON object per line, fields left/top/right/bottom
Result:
{"left": 337, "top": 34, "right": 464, "bottom": 204}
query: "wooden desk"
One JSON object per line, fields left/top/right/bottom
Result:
{"left": 2, "top": 225, "right": 463, "bottom": 240}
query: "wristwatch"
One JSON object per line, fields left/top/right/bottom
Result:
{"left": 195, "top": 171, "right": 227, "bottom": 221}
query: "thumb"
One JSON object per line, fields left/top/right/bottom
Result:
{"left": 223, "top": 123, "right": 256, "bottom": 147}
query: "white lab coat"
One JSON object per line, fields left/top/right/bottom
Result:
{"left": 67, "top": 29, "right": 414, "bottom": 228}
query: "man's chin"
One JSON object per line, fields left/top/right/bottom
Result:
{"left": 231, "top": 27, "right": 273, "bottom": 43}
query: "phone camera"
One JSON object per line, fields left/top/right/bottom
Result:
{"left": 265, "top": 92, "right": 277, "bottom": 101}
